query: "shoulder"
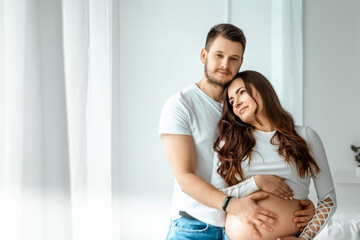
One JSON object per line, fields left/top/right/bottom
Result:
{"left": 163, "top": 84, "right": 197, "bottom": 109}
{"left": 295, "top": 125, "right": 321, "bottom": 144}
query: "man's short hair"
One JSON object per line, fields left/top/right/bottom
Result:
{"left": 205, "top": 24, "right": 246, "bottom": 54}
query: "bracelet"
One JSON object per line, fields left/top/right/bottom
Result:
{"left": 222, "top": 196, "right": 233, "bottom": 212}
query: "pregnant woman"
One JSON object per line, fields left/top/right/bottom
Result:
{"left": 211, "top": 70, "right": 336, "bottom": 240}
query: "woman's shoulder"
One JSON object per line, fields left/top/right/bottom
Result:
{"left": 294, "top": 125, "right": 319, "bottom": 141}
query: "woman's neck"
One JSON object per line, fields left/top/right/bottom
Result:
{"left": 253, "top": 117, "right": 276, "bottom": 132}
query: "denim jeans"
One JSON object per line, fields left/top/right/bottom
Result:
{"left": 166, "top": 217, "right": 230, "bottom": 240}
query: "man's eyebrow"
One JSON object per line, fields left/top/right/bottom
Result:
{"left": 213, "top": 50, "right": 240, "bottom": 58}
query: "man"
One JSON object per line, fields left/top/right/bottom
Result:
{"left": 159, "top": 24, "right": 314, "bottom": 239}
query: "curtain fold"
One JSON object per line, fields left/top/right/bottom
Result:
{"left": 271, "top": 0, "right": 303, "bottom": 124}
{"left": 0, "top": 0, "right": 115, "bottom": 239}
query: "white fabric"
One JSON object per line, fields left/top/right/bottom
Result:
{"left": 211, "top": 125, "right": 337, "bottom": 238}
{"left": 315, "top": 215, "right": 360, "bottom": 240}
{"left": 159, "top": 83, "right": 227, "bottom": 227}
{"left": 271, "top": 0, "right": 303, "bottom": 125}
{"left": 216, "top": 176, "right": 259, "bottom": 199}
{"left": 0, "top": 1, "right": 117, "bottom": 240}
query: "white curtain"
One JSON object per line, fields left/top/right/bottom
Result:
{"left": 0, "top": 0, "right": 119, "bottom": 239}
{"left": 271, "top": 0, "right": 303, "bottom": 124}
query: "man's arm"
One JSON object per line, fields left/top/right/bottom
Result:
{"left": 162, "top": 134, "right": 230, "bottom": 209}
{"left": 161, "top": 134, "right": 279, "bottom": 234}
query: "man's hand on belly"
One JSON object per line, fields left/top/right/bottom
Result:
{"left": 226, "top": 192, "right": 279, "bottom": 238}
{"left": 293, "top": 199, "right": 315, "bottom": 231}
{"left": 276, "top": 236, "right": 306, "bottom": 240}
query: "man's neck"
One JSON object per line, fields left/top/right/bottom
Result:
{"left": 196, "top": 76, "right": 224, "bottom": 103}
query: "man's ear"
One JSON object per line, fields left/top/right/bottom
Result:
{"left": 200, "top": 48, "right": 207, "bottom": 64}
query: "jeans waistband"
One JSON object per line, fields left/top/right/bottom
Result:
{"left": 179, "top": 211, "right": 198, "bottom": 221}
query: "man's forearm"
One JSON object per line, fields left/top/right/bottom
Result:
{"left": 177, "top": 172, "right": 227, "bottom": 210}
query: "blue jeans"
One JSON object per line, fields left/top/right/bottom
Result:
{"left": 166, "top": 217, "right": 230, "bottom": 240}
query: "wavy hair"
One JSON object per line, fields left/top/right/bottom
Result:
{"left": 214, "top": 70, "right": 320, "bottom": 186}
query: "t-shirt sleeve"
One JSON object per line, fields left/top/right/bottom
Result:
{"left": 158, "top": 96, "right": 191, "bottom": 136}
{"left": 299, "top": 127, "right": 337, "bottom": 240}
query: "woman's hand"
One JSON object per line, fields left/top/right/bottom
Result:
{"left": 294, "top": 199, "right": 315, "bottom": 230}
{"left": 254, "top": 175, "right": 294, "bottom": 200}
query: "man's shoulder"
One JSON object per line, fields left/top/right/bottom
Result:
{"left": 167, "top": 84, "right": 197, "bottom": 100}
{"left": 164, "top": 84, "right": 199, "bottom": 107}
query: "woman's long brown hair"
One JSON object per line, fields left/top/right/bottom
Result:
{"left": 214, "top": 71, "right": 320, "bottom": 186}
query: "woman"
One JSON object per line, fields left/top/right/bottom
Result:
{"left": 211, "top": 71, "right": 336, "bottom": 240}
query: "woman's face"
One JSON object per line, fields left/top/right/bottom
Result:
{"left": 227, "top": 77, "right": 264, "bottom": 125}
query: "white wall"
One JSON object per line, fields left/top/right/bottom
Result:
{"left": 303, "top": 0, "right": 360, "bottom": 170}
{"left": 303, "top": 0, "right": 360, "bottom": 217}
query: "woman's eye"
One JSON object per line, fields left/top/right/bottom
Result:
{"left": 230, "top": 101, "right": 234, "bottom": 106}
{"left": 240, "top": 89, "right": 246, "bottom": 95}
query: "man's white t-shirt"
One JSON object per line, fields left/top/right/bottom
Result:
{"left": 159, "top": 84, "right": 226, "bottom": 226}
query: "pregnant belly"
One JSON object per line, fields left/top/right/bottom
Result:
{"left": 225, "top": 191, "right": 302, "bottom": 240}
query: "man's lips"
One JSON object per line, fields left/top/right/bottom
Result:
{"left": 216, "top": 69, "right": 231, "bottom": 75}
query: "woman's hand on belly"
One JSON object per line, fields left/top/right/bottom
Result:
{"left": 254, "top": 175, "right": 294, "bottom": 200}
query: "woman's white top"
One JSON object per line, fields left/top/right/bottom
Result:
{"left": 211, "top": 125, "right": 336, "bottom": 239}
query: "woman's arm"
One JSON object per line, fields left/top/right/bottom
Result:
{"left": 211, "top": 152, "right": 294, "bottom": 199}
{"left": 278, "top": 127, "right": 336, "bottom": 240}
{"left": 297, "top": 127, "right": 337, "bottom": 240}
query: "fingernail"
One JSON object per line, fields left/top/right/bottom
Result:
{"left": 285, "top": 197, "right": 287, "bottom": 200}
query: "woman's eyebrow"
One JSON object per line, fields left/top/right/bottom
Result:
{"left": 229, "top": 87, "right": 243, "bottom": 101}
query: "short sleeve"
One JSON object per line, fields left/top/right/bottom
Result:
{"left": 158, "top": 96, "right": 191, "bottom": 136}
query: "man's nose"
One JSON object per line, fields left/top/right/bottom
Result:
{"left": 220, "top": 58, "right": 229, "bottom": 68}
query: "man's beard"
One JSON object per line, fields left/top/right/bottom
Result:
{"left": 204, "top": 61, "right": 232, "bottom": 88}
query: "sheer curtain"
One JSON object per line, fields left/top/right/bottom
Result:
{"left": 0, "top": 0, "right": 119, "bottom": 239}
{"left": 271, "top": 0, "right": 303, "bottom": 124}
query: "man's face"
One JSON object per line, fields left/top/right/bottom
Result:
{"left": 201, "top": 35, "right": 244, "bottom": 87}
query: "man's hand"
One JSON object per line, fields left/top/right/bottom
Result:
{"left": 227, "top": 192, "right": 279, "bottom": 238}
{"left": 294, "top": 199, "right": 315, "bottom": 231}
{"left": 276, "top": 237, "right": 306, "bottom": 240}
{"left": 254, "top": 175, "right": 294, "bottom": 200}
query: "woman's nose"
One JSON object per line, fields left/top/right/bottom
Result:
{"left": 234, "top": 98, "right": 242, "bottom": 108}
